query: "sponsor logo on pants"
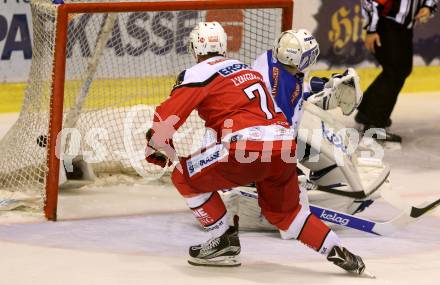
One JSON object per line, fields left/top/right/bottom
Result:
{"left": 186, "top": 144, "right": 228, "bottom": 177}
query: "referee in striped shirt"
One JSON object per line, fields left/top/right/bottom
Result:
{"left": 356, "top": 0, "right": 437, "bottom": 142}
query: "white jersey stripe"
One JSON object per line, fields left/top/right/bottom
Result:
{"left": 396, "top": 0, "right": 411, "bottom": 23}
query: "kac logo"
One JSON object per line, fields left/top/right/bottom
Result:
{"left": 321, "top": 121, "right": 348, "bottom": 155}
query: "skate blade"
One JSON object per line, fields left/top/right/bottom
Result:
{"left": 361, "top": 269, "right": 376, "bottom": 279}
{"left": 383, "top": 141, "right": 402, "bottom": 151}
{"left": 188, "top": 255, "right": 241, "bottom": 267}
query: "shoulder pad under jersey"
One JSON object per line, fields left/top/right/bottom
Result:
{"left": 173, "top": 56, "right": 250, "bottom": 89}
{"left": 173, "top": 70, "right": 186, "bottom": 89}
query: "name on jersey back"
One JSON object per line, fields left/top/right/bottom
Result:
{"left": 217, "top": 63, "right": 264, "bottom": 86}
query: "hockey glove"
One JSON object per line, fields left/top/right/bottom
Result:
{"left": 146, "top": 150, "right": 173, "bottom": 168}
{"left": 145, "top": 128, "right": 174, "bottom": 168}
{"left": 307, "top": 68, "right": 362, "bottom": 115}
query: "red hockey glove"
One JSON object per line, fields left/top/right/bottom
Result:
{"left": 146, "top": 128, "right": 174, "bottom": 168}
{"left": 146, "top": 150, "right": 173, "bottom": 168}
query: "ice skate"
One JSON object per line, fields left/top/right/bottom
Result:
{"left": 327, "top": 246, "right": 374, "bottom": 277}
{"left": 188, "top": 216, "right": 241, "bottom": 267}
{"left": 368, "top": 127, "right": 402, "bottom": 143}
{"left": 355, "top": 112, "right": 401, "bottom": 143}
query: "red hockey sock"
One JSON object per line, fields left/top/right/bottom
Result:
{"left": 297, "top": 214, "right": 341, "bottom": 255}
{"left": 185, "top": 192, "right": 229, "bottom": 238}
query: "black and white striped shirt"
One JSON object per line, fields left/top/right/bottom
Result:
{"left": 362, "top": 0, "right": 438, "bottom": 33}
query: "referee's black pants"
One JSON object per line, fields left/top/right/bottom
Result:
{"left": 356, "top": 18, "right": 413, "bottom": 128}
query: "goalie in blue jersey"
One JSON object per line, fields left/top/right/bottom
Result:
{"left": 253, "top": 29, "right": 362, "bottom": 135}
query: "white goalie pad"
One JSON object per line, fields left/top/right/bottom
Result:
{"left": 220, "top": 188, "right": 275, "bottom": 231}
{"left": 297, "top": 101, "right": 390, "bottom": 213}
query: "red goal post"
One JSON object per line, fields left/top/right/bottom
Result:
{"left": 43, "top": 0, "right": 294, "bottom": 221}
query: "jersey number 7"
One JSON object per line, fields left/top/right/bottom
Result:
{"left": 243, "top": 82, "right": 282, "bottom": 120}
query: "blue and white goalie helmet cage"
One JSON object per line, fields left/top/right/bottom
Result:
{"left": 272, "top": 29, "right": 320, "bottom": 72}
{"left": 188, "top": 22, "right": 228, "bottom": 60}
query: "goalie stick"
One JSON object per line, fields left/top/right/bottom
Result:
{"left": 235, "top": 187, "right": 440, "bottom": 236}
{"left": 305, "top": 166, "right": 389, "bottom": 199}
{"left": 248, "top": 164, "right": 390, "bottom": 200}
{"left": 309, "top": 198, "right": 440, "bottom": 236}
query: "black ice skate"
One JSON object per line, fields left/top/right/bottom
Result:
{"left": 357, "top": 123, "right": 402, "bottom": 143}
{"left": 327, "top": 246, "right": 371, "bottom": 276}
{"left": 188, "top": 216, "right": 241, "bottom": 267}
{"left": 369, "top": 127, "right": 402, "bottom": 143}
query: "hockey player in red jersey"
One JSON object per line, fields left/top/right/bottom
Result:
{"left": 145, "top": 22, "right": 368, "bottom": 274}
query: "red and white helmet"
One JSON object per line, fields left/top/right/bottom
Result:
{"left": 272, "top": 29, "right": 320, "bottom": 72}
{"left": 189, "top": 22, "right": 227, "bottom": 59}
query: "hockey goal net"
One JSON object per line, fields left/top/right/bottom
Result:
{"left": 0, "top": 0, "right": 292, "bottom": 220}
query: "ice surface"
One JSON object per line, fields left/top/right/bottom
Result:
{"left": 0, "top": 93, "right": 439, "bottom": 284}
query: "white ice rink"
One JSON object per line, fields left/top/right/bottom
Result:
{"left": 0, "top": 93, "right": 439, "bottom": 285}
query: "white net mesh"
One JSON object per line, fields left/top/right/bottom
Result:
{"left": 0, "top": 0, "right": 283, "bottom": 214}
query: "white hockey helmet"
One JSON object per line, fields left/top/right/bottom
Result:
{"left": 189, "top": 22, "right": 227, "bottom": 60}
{"left": 272, "top": 29, "right": 320, "bottom": 72}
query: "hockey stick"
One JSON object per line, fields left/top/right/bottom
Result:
{"left": 309, "top": 198, "right": 440, "bottom": 236}
{"left": 305, "top": 174, "right": 387, "bottom": 199}
{"left": 235, "top": 187, "right": 440, "bottom": 236}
